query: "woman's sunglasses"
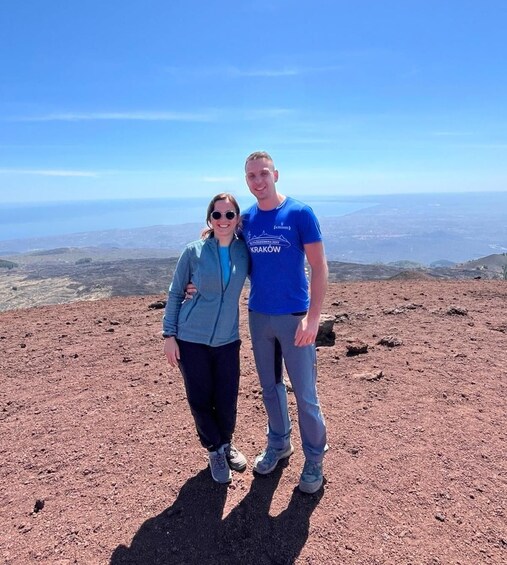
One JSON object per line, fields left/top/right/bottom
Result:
{"left": 211, "top": 210, "right": 237, "bottom": 220}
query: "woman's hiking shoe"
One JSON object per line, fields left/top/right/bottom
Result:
{"left": 208, "top": 446, "right": 232, "bottom": 484}
{"left": 253, "top": 443, "right": 294, "bottom": 475}
{"left": 298, "top": 460, "right": 323, "bottom": 494}
{"left": 224, "top": 443, "right": 247, "bottom": 472}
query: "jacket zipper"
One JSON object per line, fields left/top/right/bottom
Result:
{"left": 209, "top": 239, "right": 228, "bottom": 343}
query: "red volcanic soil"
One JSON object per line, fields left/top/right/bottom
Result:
{"left": 1, "top": 280, "right": 506, "bottom": 564}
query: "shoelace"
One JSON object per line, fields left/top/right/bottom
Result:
{"left": 261, "top": 447, "right": 279, "bottom": 465}
{"left": 302, "top": 461, "right": 321, "bottom": 478}
{"left": 214, "top": 452, "right": 226, "bottom": 470}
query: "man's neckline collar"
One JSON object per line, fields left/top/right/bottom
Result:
{"left": 256, "top": 195, "right": 287, "bottom": 212}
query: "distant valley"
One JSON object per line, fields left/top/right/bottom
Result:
{"left": 1, "top": 245, "right": 506, "bottom": 312}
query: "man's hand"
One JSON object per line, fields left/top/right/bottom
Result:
{"left": 164, "top": 337, "right": 180, "bottom": 367}
{"left": 185, "top": 282, "right": 197, "bottom": 300}
{"left": 295, "top": 241, "right": 327, "bottom": 347}
{"left": 294, "top": 315, "right": 320, "bottom": 347}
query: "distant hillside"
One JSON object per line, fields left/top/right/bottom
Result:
{"left": 319, "top": 192, "right": 507, "bottom": 264}
{"left": 2, "top": 246, "right": 177, "bottom": 267}
{"left": 0, "top": 223, "right": 202, "bottom": 257}
{"left": 2, "top": 192, "right": 507, "bottom": 264}
{"left": 0, "top": 259, "right": 17, "bottom": 270}
{"left": 459, "top": 253, "right": 507, "bottom": 276}
{"left": 1, "top": 247, "right": 504, "bottom": 312}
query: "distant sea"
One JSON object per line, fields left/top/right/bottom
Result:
{"left": 0, "top": 196, "right": 375, "bottom": 242}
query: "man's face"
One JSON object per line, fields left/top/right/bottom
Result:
{"left": 245, "top": 158, "right": 279, "bottom": 204}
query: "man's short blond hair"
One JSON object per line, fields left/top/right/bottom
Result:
{"left": 245, "top": 151, "right": 275, "bottom": 170}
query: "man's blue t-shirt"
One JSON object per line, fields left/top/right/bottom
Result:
{"left": 242, "top": 196, "right": 322, "bottom": 315}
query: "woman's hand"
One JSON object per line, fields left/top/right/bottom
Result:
{"left": 164, "top": 337, "right": 180, "bottom": 367}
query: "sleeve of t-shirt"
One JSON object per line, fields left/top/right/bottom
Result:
{"left": 299, "top": 205, "right": 323, "bottom": 244}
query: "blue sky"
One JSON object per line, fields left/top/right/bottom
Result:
{"left": 1, "top": 0, "right": 506, "bottom": 202}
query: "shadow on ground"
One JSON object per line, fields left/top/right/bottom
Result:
{"left": 110, "top": 466, "right": 323, "bottom": 564}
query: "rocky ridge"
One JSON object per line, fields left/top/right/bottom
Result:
{"left": 2, "top": 249, "right": 505, "bottom": 313}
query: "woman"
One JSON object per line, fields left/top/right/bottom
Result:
{"left": 162, "top": 193, "right": 249, "bottom": 484}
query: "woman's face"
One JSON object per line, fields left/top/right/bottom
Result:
{"left": 209, "top": 198, "right": 239, "bottom": 240}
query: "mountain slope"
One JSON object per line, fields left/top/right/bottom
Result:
{"left": 1, "top": 280, "right": 506, "bottom": 564}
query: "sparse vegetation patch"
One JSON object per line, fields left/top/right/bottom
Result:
{"left": 0, "top": 259, "right": 18, "bottom": 269}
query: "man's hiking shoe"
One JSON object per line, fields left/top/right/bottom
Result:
{"left": 298, "top": 460, "right": 323, "bottom": 494}
{"left": 253, "top": 443, "right": 294, "bottom": 475}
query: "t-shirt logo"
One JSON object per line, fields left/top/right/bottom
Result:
{"left": 247, "top": 231, "right": 291, "bottom": 253}
{"left": 273, "top": 222, "right": 291, "bottom": 231}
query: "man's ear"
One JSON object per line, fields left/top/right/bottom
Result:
{"left": 274, "top": 169, "right": 279, "bottom": 182}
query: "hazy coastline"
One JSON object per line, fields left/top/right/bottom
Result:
{"left": 2, "top": 192, "right": 507, "bottom": 265}
{"left": 0, "top": 194, "right": 375, "bottom": 242}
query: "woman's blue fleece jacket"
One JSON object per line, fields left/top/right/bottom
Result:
{"left": 162, "top": 236, "right": 249, "bottom": 346}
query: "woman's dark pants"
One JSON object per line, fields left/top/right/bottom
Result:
{"left": 177, "top": 339, "right": 241, "bottom": 452}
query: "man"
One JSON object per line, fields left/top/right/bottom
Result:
{"left": 242, "top": 151, "right": 328, "bottom": 494}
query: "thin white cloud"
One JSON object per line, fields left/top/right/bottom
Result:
{"left": 230, "top": 65, "right": 343, "bottom": 77}
{"left": 449, "top": 143, "right": 507, "bottom": 149}
{"left": 241, "top": 108, "right": 294, "bottom": 120}
{"left": 165, "top": 64, "right": 343, "bottom": 79}
{"left": 7, "top": 111, "right": 217, "bottom": 123}
{"left": 6, "top": 107, "right": 293, "bottom": 123}
{"left": 229, "top": 67, "right": 300, "bottom": 77}
{"left": 0, "top": 144, "right": 79, "bottom": 149}
{"left": 0, "top": 168, "right": 98, "bottom": 177}
{"left": 270, "top": 137, "right": 333, "bottom": 145}
{"left": 431, "top": 131, "right": 475, "bottom": 137}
